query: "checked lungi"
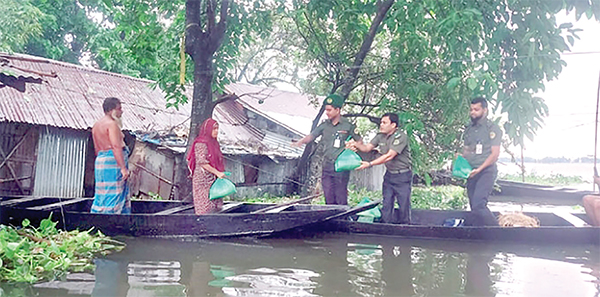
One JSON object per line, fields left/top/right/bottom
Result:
{"left": 91, "top": 148, "right": 131, "bottom": 214}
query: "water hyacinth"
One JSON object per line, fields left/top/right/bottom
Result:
{"left": 0, "top": 216, "right": 125, "bottom": 283}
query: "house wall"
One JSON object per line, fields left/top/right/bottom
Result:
{"left": 128, "top": 141, "right": 177, "bottom": 200}
{"left": 129, "top": 143, "right": 299, "bottom": 200}
{"left": 0, "top": 122, "right": 38, "bottom": 196}
{"left": 33, "top": 126, "right": 89, "bottom": 198}
{"left": 350, "top": 165, "right": 386, "bottom": 192}
{"left": 224, "top": 154, "right": 298, "bottom": 198}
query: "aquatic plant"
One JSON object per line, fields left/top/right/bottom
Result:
{"left": 0, "top": 216, "right": 125, "bottom": 283}
{"left": 499, "top": 173, "right": 585, "bottom": 186}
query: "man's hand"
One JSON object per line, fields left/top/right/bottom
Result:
{"left": 216, "top": 172, "right": 227, "bottom": 179}
{"left": 291, "top": 140, "right": 302, "bottom": 148}
{"left": 468, "top": 168, "right": 480, "bottom": 178}
{"left": 345, "top": 140, "right": 357, "bottom": 151}
{"left": 356, "top": 161, "right": 370, "bottom": 171}
{"left": 120, "top": 168, "right": 129, "bottom": 180}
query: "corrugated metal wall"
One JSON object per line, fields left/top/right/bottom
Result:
{"left": 33, "top": 126, "right": 88, "bottom": 197}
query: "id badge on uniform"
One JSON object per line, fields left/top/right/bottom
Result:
{"left": 475, "top": 143, "right": 483, "bottom": 155}
{"left": 333, "top": 138, "right": 341, "bottom": 148}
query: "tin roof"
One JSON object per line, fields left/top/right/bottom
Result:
{"left": 225, "top": 83, "right": 323, "bottom": 135}
{"left": 0, "top": 53, "right": 312, "bottom": 158}
{"left": 0, "top": 53, "right": 190, "bottom": 131}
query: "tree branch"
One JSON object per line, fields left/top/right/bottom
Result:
{"left": 340, "top": 0, "right": 395, "bottom": 98}
{"left": 213, "top": 93, "right": 238, "bottom": 106}
{"left": 185, "top": 0, "right": 203, "bottom": 59}
{"left": 344, "top": 113, "right": 381, "bottom": 124}
{"left": 208, "top": 0, "right": 229, "bottom": 54}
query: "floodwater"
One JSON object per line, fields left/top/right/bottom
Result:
{"left": 3, "top": 232, "right": 598, "bottom": 297}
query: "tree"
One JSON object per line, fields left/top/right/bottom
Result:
{"left": 21, "top": 0, "right": 107, "bottom": 64}
{"left": 286, "top": 0, "right": 395, "bottom": 194}
{"left": 286, "top": 0, "right": 600, "bottom": 186}
{"left": 0, "top": 0, "right": 45, "bottom": 52}
{"left": 176, "top": 0, "right": 275, "bottom": 200}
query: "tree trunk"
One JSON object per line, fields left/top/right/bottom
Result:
{"left": 173, "top": 55, "right": 214, "bottom": 202}
{"left": 173, "top": 0, "right": 228, "bottom": 201}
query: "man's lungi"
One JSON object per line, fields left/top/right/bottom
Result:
{"left": 91, "top": 148, "right": 131, "bottom": 214}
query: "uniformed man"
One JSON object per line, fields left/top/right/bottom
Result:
{"left": 461, "top": 97, "right": 502, "bottom": 226}
{"left": 348, "top": 113, "right": 412, "bottom": 224}
{"left": 292, "top": 94, "right": 361, "bottom": 205}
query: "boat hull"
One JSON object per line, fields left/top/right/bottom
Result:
{"left": 495, "top": 179, "right": 592, "bottom": 204}
{"left": 309, "top": 209, "right": 600, "bottom": 245}
{"left": 0, "top": 197, "right": 346, "bottom": 237}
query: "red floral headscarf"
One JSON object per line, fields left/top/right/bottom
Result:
{"left": 186, "top": 118, "right": 224, "bottom": 175}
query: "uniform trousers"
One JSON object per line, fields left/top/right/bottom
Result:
{"left": 466, "top": 165, "right": 498, "bottom": 226}
{"left": 382, "top": 170, "right": 413, "bottom": 224}
{"left": 322, "top": 162, "right": 350, "bottom": 205}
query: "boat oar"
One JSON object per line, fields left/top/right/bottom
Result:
{"left": 251, "top": 193, "right": 322, "bottom": 214}
{"left": 322, "top": 199, "right": 382, "bottom": 222}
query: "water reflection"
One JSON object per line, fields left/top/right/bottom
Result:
{"left": 92, "top": 259, "right": 129, "bottom": 297}
{"left": 381, "top": 244, "right": 415, "bottom": 296}
{"left": 4, "top": 234, "right": 598, "bottom": 297}
{"left": 464, "top": 253, "right": 495, "bottom": 297}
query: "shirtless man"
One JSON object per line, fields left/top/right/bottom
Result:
{"left": 583, "top": 175, "right": 600, "bottom": 226}
{"left": 90, "top": 97, "right": 131, "bottom": 214}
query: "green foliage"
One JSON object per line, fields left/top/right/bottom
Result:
{"left": 237, "top": 184, "right": 468, "bottom": 210}
{"left": 0, "top": 0, "right": 45, "bottom": 52}
{"left": 411, "top": 185, "right": 469, "bottom": 210}
{"left": 499, "top": 172, "right": 585, "bottom": 186}
{"left": 0, "top": 216, "right": 125, "bottom": 283}
{"left": 148, "top": 192, "right": 164, "bottom": 200}
{"left": 24, "top": 0, "right": 106, "bottom": 64}
{"left": 284, "top": 0, "right": 600, "bottom": 179}
{"left": 239, "top": 194, "right": 304, "bottom": 204}
{"left": 347, "top": 184, "right": 467, "bottom": 210}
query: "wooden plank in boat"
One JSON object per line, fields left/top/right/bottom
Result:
{"left": 218, "top": 202, "right": 245, "bottom": 213}
{"left": 1, "top": 196, "right": 46, "bottom": 207}
{"left": 28, "top": 198, "right": 87, "bottom": 211}
{"left": 153, "top": 205, "right": 194, "bottom": 215}
{"left": 252, "top": 194, "right": 320, "bottom": 214}
{"left": 553, "top": 211, "right": 588, "bottom": 227}
{"left": 264, "top": 205, "right": 294, "bottom": 213}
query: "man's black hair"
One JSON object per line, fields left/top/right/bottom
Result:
{"left": 471, "top": 97, "right": 488, "bottom": 109}
{"left": 103, "top": 97, "right": 121, "bottom": 113}
{"left": 382, "top": 112, "right": 399, "bottom": 127}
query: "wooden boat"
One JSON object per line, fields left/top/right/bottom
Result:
{"left": 308, "top": 209, "right": 600, "bottom": 245}
{"left": 0, "top": 196, "right": 348, "bottom": 238}
{"left": 495, "top": 179, "right": 592, "bottom": 204}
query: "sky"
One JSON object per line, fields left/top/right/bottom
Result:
{"left": 518, "top": 12, "right": 600, "bottom": 159}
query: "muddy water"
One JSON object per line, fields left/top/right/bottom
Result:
{"left": 4, "top": 232, "right": 598, "bottom": 297}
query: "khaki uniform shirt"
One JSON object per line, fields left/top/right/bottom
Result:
{"left": 463, "top": 118, "right": 502, "bottom": 168}
{"left": 370, "top": 129, "right": 411, "bottom": 172}
{"left": 311, "top": 117, "right": 361, "bottom": 163}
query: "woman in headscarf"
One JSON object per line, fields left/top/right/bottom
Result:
{"left": 187, "top": 118, "right": 226, "bottom": 215}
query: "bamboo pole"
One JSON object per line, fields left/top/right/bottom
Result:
{"left": 594, "top": 71, "right": 600, "bottom": 192}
